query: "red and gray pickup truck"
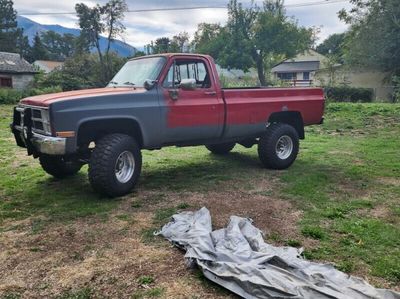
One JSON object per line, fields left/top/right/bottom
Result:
{"left": 11, "top": 53, "right": 324, "bottom": 197}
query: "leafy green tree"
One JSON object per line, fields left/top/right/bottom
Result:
{"left": 31, "top": 33, "right": 49, "bottom": 61}
{"left": 75, "top": 0, "right": 128, "bottom": 83}
{"left": 193, "top": 0, "right": 313, "bottom": 86}
{"left": 149, "top": 32, "right": 190, "bottom": 54}
{"left": 193, "top": 23, "right": 227, "bottom": 60}
{"left": 37, "top": 53, "right": 127, "bottom": 91}
{"left": 41, "top": 31, "right": 77, "bottom": 61}
{"left": 75, "top": 3, "right": 104, "bottom": 63}
{"left": 152, "top": 37, "right": 171, "bottom": 54}
{"left": 102, "top": 0, "right": 128, "bottom": 56}
{"left": 339, "top": 0, "right": 400, "bottom": 76}
{"left": 170, "top": 32, "right": 190, "bottom": 52}
{"left": 316, "top": 33, "right": 346, "bottom": 59}
{"left": 0, "top": 0, "right": 19, "bottom": 52}
{"left": 132, "top": 50, "right": 146, "bottom": 58}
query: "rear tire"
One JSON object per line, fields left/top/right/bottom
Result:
{"left": 205, "top": 142, "right": 235, "bottom": 155}
{"left": 258, "top": 123, "right": 299, "bottom": 169}
{"left": 88, "top": 134, "right": 142, "bottom": 197}
{"left": 39, "top": 155, "right": 82, "bottom": 178}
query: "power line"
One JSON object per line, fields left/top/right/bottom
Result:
{"left": 19, "top": 0, "right": 350, "bottom": 16}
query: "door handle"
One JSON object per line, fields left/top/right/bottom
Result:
{"left": 204, "top": 91, "right": 217, "bottom": 96}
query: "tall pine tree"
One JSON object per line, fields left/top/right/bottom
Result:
{"left": 31, "top": 33, "right": 49, "bottom": 61}
{"left": 0, "top": 0, "right": 19, "bottom": 52}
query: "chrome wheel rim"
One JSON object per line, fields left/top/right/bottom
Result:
{"left": 275, "top": 135, "right": 293, "bottom": 160}
{"left": 115, "top": 151, "right": 135, "bottom": 183}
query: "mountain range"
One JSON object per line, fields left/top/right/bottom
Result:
{"left": 17, "top": 16, "right": 137, "bottom": 58}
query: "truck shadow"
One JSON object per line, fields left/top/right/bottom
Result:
{"left": 140, "top": 151, "right": 267, "bottom": 191}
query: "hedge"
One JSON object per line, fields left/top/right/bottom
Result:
{"left": 0, "top": 86, "right": 62, "bottom": 105}
{"left": 324, "top": 86, "right": 374, "bottom": 103}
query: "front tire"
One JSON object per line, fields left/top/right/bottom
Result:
{"left": 258, "top": 123, "right": 299, "bottom": 169}
{"left": 39, "top": 155, "right": 82, "bottom": 178}
{"left": 205, "top": 142, "right": 235, "bottom": 155}
{"left": 88, "top": 134, "right": 142, "bottom": 197}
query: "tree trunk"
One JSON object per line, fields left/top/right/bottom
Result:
{"left": 254, "top": 52, "right": 266, "bottom": 86}
{"left": 95, "top": 40, "right": 108, "bottom": 84}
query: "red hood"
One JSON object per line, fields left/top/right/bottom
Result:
{"left": 20, "top": 87, "right": 140, "bottom": 107}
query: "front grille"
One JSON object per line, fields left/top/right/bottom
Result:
{"left": 15, "top": 106, "right": 51, "bottom": 135}
{"left": 33, "top": 120, "right": 44, "bottom": 131}
{"left": 32, "top": 109, "right": 42, "bottom": 119}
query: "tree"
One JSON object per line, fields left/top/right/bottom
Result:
{"left": 316, "top": 33, "right": 346, "bottom": 59}
{"left": 36, "top": 53, "right": 127, "bottom": 91}
{"left": 152, "top": 37, "right": 171, "bottom": 54}
{"left": 193, "top": 0, "right": 313, "bottom": 86}
{"left": 102, "top": 0, "right": 128, "bottom": 57}
{"left": 339, "top": 0, "right": 400, "bottom": 76}
{"left": 149, "top": 32, "right": 190, "bottom": 54}
{"left": 41, "top": 31, "right": 77, "bottom": 61}
{"left": 170, "top": 32, "right": 190, "bottom": 52}
{"left": 31, "top": 33, "right": 49, "bottom": 61}
{"left": 16, "top": 32, "right": 33, "bottom": 62}
{"left": 193, "top": 23, "right": 227, "bottom": 60}
{"left": 75, "top": 3, "right": 104, "bottom": 64}
{"left": 0, "top": 0, "right": 19, "bottom": 52}
{"left": 75, "top": 0, "right": 128, "bottom": 83}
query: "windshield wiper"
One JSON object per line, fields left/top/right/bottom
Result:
{"left": 109, "top": 81, "right": 118, "bottom": 87}
{"left": 123, "top": 81, "right": 136, "bottom": 86}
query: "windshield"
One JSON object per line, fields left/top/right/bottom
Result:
{"left": 108, "top": 57, "right": 166, "bottom": 87}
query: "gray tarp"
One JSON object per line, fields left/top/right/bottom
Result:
{"left": 158, "top": 207, "right": 400, "bottom": 299}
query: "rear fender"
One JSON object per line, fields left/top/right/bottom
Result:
{"left": 268, "top": 111, "right": 304, "bottom": 139}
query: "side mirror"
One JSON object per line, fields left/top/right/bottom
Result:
{"left": 180, "top": 78, "right": 196, "bottom": 91}
{"left": 144, "top": 79, "right": 157, "bottom": 91}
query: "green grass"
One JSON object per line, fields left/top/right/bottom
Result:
{"left": 1, "top": 102, "right": 400, "bottom": 288}
{"left": 137, "top": 275, "right": 155, "bottom": 285}
{"left": 280, "top": 103, "right": 400, "bottom": 283}
{"left": 131, "top": 287, "right": 165, "bottom": 299}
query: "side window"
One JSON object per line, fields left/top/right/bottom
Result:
{"left": 163, "top": 60, "right": 211, "bottom": 88}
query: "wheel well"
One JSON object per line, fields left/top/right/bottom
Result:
{"left": 268, "top": 111, "right": 305, "bottom": 139}
{"left": 77, "top": 118, "right": 144, "bottom": 148}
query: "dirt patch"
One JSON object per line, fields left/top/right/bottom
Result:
{"left": 0, "top": 178, "right": 301, "bottom": 299}
{"left": 163, "top": 190, "right": 302, "bottom": 241}
{"left": 377, "top": 177, "right": 400, "bottom": 187}
{"left": 0, "top": 205, "right": 237, "bottom": 298}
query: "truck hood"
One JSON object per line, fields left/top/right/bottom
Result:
{"left": 20, "top": 87, "right": 141, "bottom": 107}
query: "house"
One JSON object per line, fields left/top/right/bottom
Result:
{"left": 314, "top": 67, "right": 393, "bottom": 101}
{"left": 272, "top": 49, "right": 393, "bottom": 101}
{"left": 271, "top": 49, "right": 329, "bottom": 87}
{"left": 0, "top": 52, "right": 38, "bottom": 90}
{"left": 33, "top": 60, "right": 64, "bottom": 73}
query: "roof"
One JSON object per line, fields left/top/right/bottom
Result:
{"left": 0, "top": 52, "right": 37, "bottom": 74}
{"left": 33, "top": 60, "right": 64, "bottom": 73}
{"left": 129, "top": 53, "right": 213, "bottom": 61}
{"left": 271, "top": 61, "right": 320, "bottom": 73}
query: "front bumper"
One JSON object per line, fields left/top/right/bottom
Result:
{"left": 31, "top": 132, "right": 66, "bottom": 155}
{"left": 11, "top": 105, "right": 67, "bottom": 156}
{"left": 12, "top": 126, "right": 67, "bottom": 155}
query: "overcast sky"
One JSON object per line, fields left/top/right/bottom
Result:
{"left": 14, "top": 0, "right": 352, "bottom": 48}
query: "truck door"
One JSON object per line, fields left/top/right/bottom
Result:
{"left": 160, "top": 57, "right": 224, "bottom": 143}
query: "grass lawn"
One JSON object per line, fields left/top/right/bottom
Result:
{"left": 0, "top": 102, "right": 399, "bottom": 298}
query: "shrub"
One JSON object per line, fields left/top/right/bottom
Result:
{"left": 324, "top": 86, "right": 374, "bottom": 103}
{"left": 0, "top": 86, "right": 62, "bottom": 105}
{"left": 392, "top": 75, "right": 400, "bottom": 103}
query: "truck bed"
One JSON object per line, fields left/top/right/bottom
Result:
{"left": 221, "top": 87, "right": 324, "bottom": 138}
